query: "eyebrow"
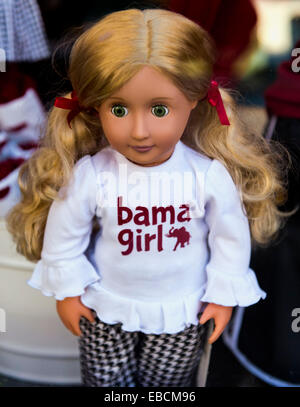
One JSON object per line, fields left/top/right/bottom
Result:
{"left": 107, "top": 96, "right": 174, "bottom": 102}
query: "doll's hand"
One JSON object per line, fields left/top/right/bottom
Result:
{"left": 56, "top": 296, "right": 95, "bottom": 336}
{"left": 199, "top": 303, "right": 233, "bottom": 344}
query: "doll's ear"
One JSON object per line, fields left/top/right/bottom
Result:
{"left": 191, "top": 100, "right": 198, "bottom": 110}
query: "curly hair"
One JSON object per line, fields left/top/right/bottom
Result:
{"left": 6, "top": 8, "right": 288, "bottom": 262}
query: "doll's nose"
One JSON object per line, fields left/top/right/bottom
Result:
{"left": 130, "top": 112, "right": 150, "bottom": 141}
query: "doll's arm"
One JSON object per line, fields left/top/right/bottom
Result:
{"left": 28, "top": 155, "right": 100, "bottom": 301}
{"left": 201, "top": 159, "right": 266, "bottom": 309}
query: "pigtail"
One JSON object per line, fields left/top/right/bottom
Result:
{"left": 6, "top": 7, "right": 288, "bottom": 261}
{"left": 184, "top": 87, "right": 288, "bottom": 245}
{"left": 6, "top": 95, "right": 104, "bottom": 262}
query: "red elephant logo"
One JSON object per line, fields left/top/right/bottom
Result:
{"left": 165, "top": 226, "right": 191, "bottom": 251}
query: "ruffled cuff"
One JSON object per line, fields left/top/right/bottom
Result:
{"left": 27, "top": 255, "right": 101, "bottom": 300}
{"left": 200, "top": 267, "right": 266, "bottom": 307}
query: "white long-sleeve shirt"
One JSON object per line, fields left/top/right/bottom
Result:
{"left": 28, "top": 140, "right": 266, "bottom": 334}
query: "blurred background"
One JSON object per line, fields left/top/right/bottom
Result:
{"left": 0, "top": 0, "right": 299, "bottom": 387}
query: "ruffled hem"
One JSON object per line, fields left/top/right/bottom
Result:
{"left": 200, "top": 267, "right": 266, "bottom": 307}
{"left": 27, "top": 256, "right": 101, "bottom": 301}
{"left": 81, "top": 282, "right": 205, "bottom": 335}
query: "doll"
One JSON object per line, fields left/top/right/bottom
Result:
{"left": 6, "top": 8, "right": 286, "bottom": 387}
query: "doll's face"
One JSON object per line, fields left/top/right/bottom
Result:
{"left": 97, "top": 66, "right": 197, "bottom": 167}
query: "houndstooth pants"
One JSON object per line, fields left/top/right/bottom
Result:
{"left": 78, "top": 311, "right": 209, "bottom": 387}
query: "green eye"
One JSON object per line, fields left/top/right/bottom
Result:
{"left": 111, "top": 105, "right": 128, "bottom": 117}
{"left": 152, "top": 105, "right": 169, "bottom": 117}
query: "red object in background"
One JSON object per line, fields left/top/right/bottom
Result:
{"left": 0, "top": 158, "right": 25, "bottom": 181}
{"left": 18, "top": 141, "right": 39, "bottom": 150}
{"left": 0, "top": 157, "right": 25, "bottom": 199}
{"left": 0, "top": 187, "right": 10, "bottom": 199}
{"left": 0, "top": 64, "right": 37, "bottom": 105}
{"left": 0, "top": 64, "right": 44, "bottom": 209}
{"left": 264, "top": 40, "right": 300, "bottom": 119}
{"left": 167, "top": 0, "right": 257, "bottom": 81}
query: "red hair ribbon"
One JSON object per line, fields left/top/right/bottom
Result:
{"left": 201, "top": 80, "right": 230, "bottom": 126}
{"left": 54, "top": 90, "right": 84, "bottom": 129}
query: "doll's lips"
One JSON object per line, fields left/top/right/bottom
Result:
{"left": 131, "top": 145, "right": 154, "bottom": 153}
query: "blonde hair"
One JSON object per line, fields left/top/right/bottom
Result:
{"left": 6, "top": 8, "right": 287, "bottom": 262}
